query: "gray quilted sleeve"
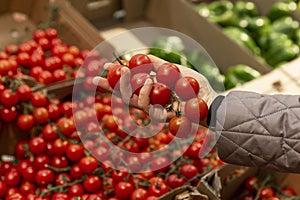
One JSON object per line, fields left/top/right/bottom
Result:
{"left": 214, "top": 91, "right": 300, "bottom": 173}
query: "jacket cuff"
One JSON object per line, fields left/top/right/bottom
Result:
{"left": 207, "top": 95, "right": 225, "bottom": 130}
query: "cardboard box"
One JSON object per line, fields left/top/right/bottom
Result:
{"left": 198, "top": 164, "right": 300, "bottom": 200}
{"left": 0, "top": 0, "right": 104, "bottom": 49}
{"left": 158, "top": 185, "right": 208, "bottom": 200}
{"left": 0, "top": 0, "right": 104, "bottom": 155}
{"left": 229, "top": 57, "right": 300, "bottom": 95}
{"left": 84, "top": 0, "right": 272, "bottom": 75}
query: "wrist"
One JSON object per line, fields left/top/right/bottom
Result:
{"left": 206, "top": 95, "right": 225, "bottom": 130}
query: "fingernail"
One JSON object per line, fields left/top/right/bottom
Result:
{"left": 103, "top": 63, "right": 113, "bottom": 70}
{"left": 92, "top": 77, "right": 100, "bottom": 85}
{"left": 121, "top": 67, "right": 129, "bottom": 75}
{"left": 144, "top": 78, "right": 153, "bottom": 85}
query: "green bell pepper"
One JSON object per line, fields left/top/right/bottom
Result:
{"left": 259, "top": 32, "right": 300, "bottom": 67}
{"left": 149, "top": 36, "right": 185, "bottom": 64}
{"left": 271, "top": 16, "right": 299, "bottom": 40}
{"left": 206, "top": 0, "right": 239, "bottom": 27}
{"left": 224, "top": 64, "right": 261, "bottom": 90}
{"left": 267, "top": 1, "right": 297, "bottom": 22}
{"left": 239, "top": 16, "right": 271, "bottom": 40}
{"left": 233, "top": 1, "right": 258, "bottom": 17}
{"left": 223, "top": 27, "right": 261, "bottom": 56}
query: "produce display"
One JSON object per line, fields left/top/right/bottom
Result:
{"left": 238, "top": 175, "right": 298, "bottom": 199}
{"left": 149, "top": 36, "right": 261, "bottom": 90}
{"left": 0, "top": 31, "right": 223, "bottom": 199}
{"left": 195, "top": 0, "right": 300, "bottom": 67}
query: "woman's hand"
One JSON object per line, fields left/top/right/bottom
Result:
{"left": 93, "top": 55, "right": 218, "bottom": 126}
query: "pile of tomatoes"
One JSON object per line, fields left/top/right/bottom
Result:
{"left": 0, "top": 27, "right": 90, "bottom": 84}
{"left": 106, "top": 54, "right": 209, "bottom": 138}
{"left": 0, "top": 44, "right": 223, "bottom": 199}
{"left": 239, "top": 175, "right": 297, "bottom": 200}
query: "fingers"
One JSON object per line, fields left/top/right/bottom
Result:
{"left": 120, "top": 67, "right": 132, "bottom": 103}
{"left": 92, "top": 76, "right": 112, "bottom": 92}
{"left": 138, "top": 78, "right": 153, "bottom": 111}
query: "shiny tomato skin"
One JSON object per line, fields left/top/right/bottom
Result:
{"left": 83, "top": 175, "right": 102, "bottom": 193}
{"left": 129, "top": 54, "right": 153, "bottom": 74}
{"left": 107, "top": 65, "right": 123, "bottom": 89}
{"left": 17, "top": 114, "right": 35, "bottom": 131}
{"left": 165, "top": 174, "right": 185, "bottom": 189}
{"left": 147, "top": 182, "right": 169, "bottom": 197}
{"left": 33, "top": 107, "right": 49, "bottom": 124}
{"left": 115, "top": 181, "right": 134, "bottom": 200}
{"left": 175, "top": 76, "right": 199, "bottom": 100}
{"left": 180, "top": 164, "right": 198, "bottom": 180}
{"left": 16, "top": 85, "right": 32, "bottom": 102}
{"left": 29, "top": 137, "right": 46, "bottom": 155}
{"left": 168, "top": 116, "right": 192, "bottom": 138}
{"left": 130, "top": 73, "right": 152, "bottom": 95}
{"left": 150, "top": 83, "right": 171, "bottom": 107}
{"left": 79, "top": 156, "right": 98, "bottom": 175}
{"left": 35, "top": 169, "right": 55, "bottom": 186}
{"left": 156, "top": 63, "right": 181, "bottom": 88}
{"left": 31, "top": 92, "right": 48, "bottom": 107}
{"left": 130, "top": 188, "right": 148, "bottom": 200}
{"left": 184, "top": 97, "right": 208, "bottom": 123}
{"left": 259, "top": 187, "right": 275, "bottom": 199}
{"left": 1, "top": 89, "right": 18, "bottom": 107}
{"left": 0, "top": 106, "right": 17, "bottom": 123}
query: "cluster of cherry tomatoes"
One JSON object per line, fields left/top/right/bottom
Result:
{"left": 0, "top": 27, "right": 89, "bottom": 84}
{"left": 106, "top": 54, "right": 209, "bottom": 138}
{"left": 0, "top": 90, "right": 222, "bottom": 200}
{"left": 0, "top": 42, "right": 223, "bottom": 199}
{"left": 239, "top": 176, "right": 297, "bottom": 200}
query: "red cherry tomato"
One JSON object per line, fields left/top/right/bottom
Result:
{"left": 130, "top": 188, "right": 148, "bottom": 200}
{"left": 38, "top": 70, "right": 54, "bottom": 84}
{"left": 16, "top": 85, "right": 32, "bottom": 102}
{"left": 33, "top": 107, "right": 49, "bottom": 124}
{"left": 115, "top": 181, "right": 135, "bottom": 200}
{"left": 168, "top": 116, "right": 192, "bottom": 138}
{"left": 130, "top": 73, "right": 152, "bottom": 95}
{"left": 0, "top": 106, "right": 17, "bottom": 123}
{"left": 33, "top": 29, "right": 46, "bottom": 42}
{"left": 107, "top": 65, "right": 123, "bottom": 89}
{"left": 5, "top": 169, "right": 21, "bottom": 187}
{"left": 31, "top": 92, "right": 48, "bottom": 107}
{"left": 0, "top": 180, "right": 6, "bottom": 198}
{"left": 150, "top": 83, "right": 171, "bottom": 107}
{"left": 129, "top": 54, "right": 153, "bottom": 74}
{"left": 259, "top": 187, "right": 275, "bottom": 199}
{"left": 1, "top": 89, "right": 19, "bottom": 107}
{"left": 180, "top": 164, "right": 198, "bottom": 180}
{"left": 156, "top": 63, "right": 181, "bottom": 88}
{"left": 29, "top": 137, "right": 46, "bottom": 155}
{"left": 83, "top": 175, "right": 102, "bottom": 193}
{"left": 175, "top": 76, "right": 199, "bottom": 100}
{"left": 17, "top": 114, "right": 35, "bottom": 131}
{"left": 45, "top": 27, "right": 58, "bottom": 40}
{"left": 79, "top": 156, "right": 98, "bottom": 175}
{"left": 66, "top": 144, "right": 84, "bottom": 162}
{"left": 147, "top": 181, "right": 169, "bottom": 197}
{"left": 68, "top": 183, "right": 84, "bottom": 197}
{"left": 165, "top": 174, "right": 185, "bottom": 189}
{"left": 184, "top": 97, "right": 208, "bottom": 123}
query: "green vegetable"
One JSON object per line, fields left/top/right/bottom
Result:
{"left": 149, "top": 36, "right": 185, "bottom": 64}
{"left": 224, "top": 64, "right": 261, "bottom": 89}
{"left": 206, "top": 1, "right": 239, "bottom": 27}
{"left": 267, "top": 1, "right": 297, "bottom": 22}
{"left": 233, "top": 1, "right": 258, "bottom": 17}
{"left": 271, "top": 16, "right": 299, "bottom": 40}
{"left": 239, "top": 16, "right": 271, "bottom": 39}
{"left": 223, "top": 27, "right": 261, "bottom": 56}
{"left": 259, "top": 32, "right": 300, "bottom": 67}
